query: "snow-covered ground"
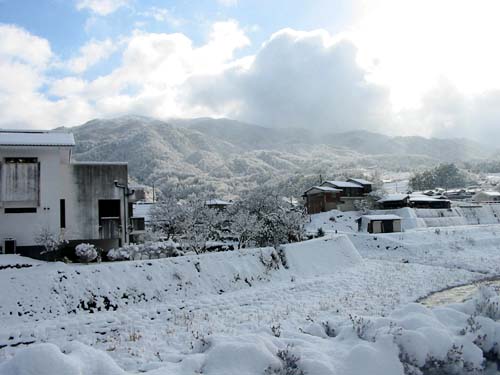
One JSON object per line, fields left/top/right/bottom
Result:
{"left": 2, "top": 212, "right": 500, "bottom": 374}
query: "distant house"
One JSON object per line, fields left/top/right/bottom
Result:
{"left": 321, "top": 181, "right": 365, "bottom": 197}
{"left": 356, "top": 214, "right": 402, "bottom": 234}
{"left": 0, "top": 130, "right": 135, "bottom": 257}
{"left": 472, "top": 191, "right": 500, "bottom": 203}
{"left": 303, "top": 186, "right": 342, "bottom": 214}
{"left": 206, "top": 199, "right": 233, "bottom": 210}
{"left": 303, "top": 178, "right": 375, "bottom": 214}
{"left": 377, "top": 194, "right": 410, "bottom": 209}
{"left": 377, "top": 194, "right": 451, "bottom": 209}
{"left": 444, "top": 189, "right": 473, "bottom": 201}
{"left": 347, "top": 178, "right": 373, "bottom": 194}
{"left": 409, "top": 195, "right": 451, "bottom": 209}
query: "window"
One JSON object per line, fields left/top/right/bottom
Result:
{"left": 2, "top": 157, "right": 39, "bottom": 206}
{"left": 60, "top": 199, "right": 66, "bottom": 228}
{"left": 5, "top": 207, "right": 37, "bottom": 213}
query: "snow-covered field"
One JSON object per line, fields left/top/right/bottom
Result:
{"left": 2, "top": 213, "right": 500, "bottom": 374}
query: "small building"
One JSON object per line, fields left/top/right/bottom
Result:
{"left": 303, "top": 186, "right": 342, "bottom": 214}
{"left": 347, "top": 178, "right": 373, "bottom": 194}
{"left": 377, "top": 194, "right": 410, "bottom": 209}
{"left": 472, "top": 191, "right": 500, "bottom": 203}
{"left": 0, "top": 129, "right": 133, "bottom": 257}
{"left": 444, "top": 189, "right": 473, "bottom": 201}
{"left": 409, "top": 195, "right": 451, "bottom": 209}
{"left": 205, "top": 199, "right": 233, "bottom": 210}
{"left": 357, "top": 214, "right": 402, "bottom": 233}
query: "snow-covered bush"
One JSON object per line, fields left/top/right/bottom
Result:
{"left": 34, "top": 227, "right": 68, "bottom": 256}
{"left": 265, "top": 345, "right": 305, "bottom": 375}
{"left": 107, "top": 241, "right": 183, "bottom": 261}
{"left": 75, "top": 243, "right": 98, "bottom": 263}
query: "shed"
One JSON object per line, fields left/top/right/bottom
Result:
{"left": 357, "top": 214, "right": 402, "bottom": 233}
{"left": 409, "top": 195, "right": 451, "bottom": 209}
{"left": 205, "top": 199, "right": 233, "bottom": 210}
{"left": 377, "top": 194, "right": 410, "bottom": 209}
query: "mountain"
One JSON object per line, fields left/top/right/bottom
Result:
{"left": 59, "top": 115, "right": 493, "bottom": 198}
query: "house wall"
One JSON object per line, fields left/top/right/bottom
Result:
{"left": 305, "top": 193, "right": 338, "bottom": 214}
{"left": 0, "top": 147, "right": 70, "bottom": 248}
{"left": 0, "top": 146, "right": 129, "bottom": 253}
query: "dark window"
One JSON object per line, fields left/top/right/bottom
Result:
{"left": 60, "top": 199, "right": 66, "bottom": 228}
{"left": 5, "top": 207, "right": 37, "bottom": 213}
{"left": 4, "top": 157, "right": 38, "bottom": 164}
{"left": 98, "top": 199, "right": 121, "bottom": 224}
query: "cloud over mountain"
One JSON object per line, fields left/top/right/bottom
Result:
{"left": 186, "top": 29, "right": 390, "bottom": 132}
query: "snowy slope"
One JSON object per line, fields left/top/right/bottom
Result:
{"left": 0, "top": 234, "right": 482, "bottom": 373}
{"left": 3, "top": 287, "right": 500, "bottom": 375}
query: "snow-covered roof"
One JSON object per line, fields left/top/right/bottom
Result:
{"left": 409, "top": 195, "right": 450, "bottom": 202}
{"left": 475, "top": 191, "right": 500, "bottom": 197}
{"left": 304, "top": 186, "right": 342, "bottom": 194}
{"left": 361, "top": 214, "right": 402, "bottom": 221}
{"left": 206, "top": 199, "right": 232, "bottom": 206}
{"left": 0, "top": 130, "right": 75, "bottom": 147}
{"left": 377, "top": 194, "right": 409, "bottom": 203}
{"left": 322, "top": 181, "right": 363, "bottom": 189}
{"left": 348, "top": 178, "right": 373, "bottom": 186}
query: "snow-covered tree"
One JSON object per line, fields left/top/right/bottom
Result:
{"left": 34, "top": 227, "right": 67, "bottom": 255}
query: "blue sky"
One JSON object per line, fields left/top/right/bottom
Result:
{"left": 0, "top": 0, "right": 356, "bottom": 76}
{"left": 0, "top": 0, "right": 500, "bottom": 145}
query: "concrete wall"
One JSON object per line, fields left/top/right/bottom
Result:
{"left": 66, "top": 163, "right": 128, "bottom": 244}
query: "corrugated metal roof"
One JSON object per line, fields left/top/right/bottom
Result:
{"left": 0, "top": 130, "right": 75, "bottom": 146}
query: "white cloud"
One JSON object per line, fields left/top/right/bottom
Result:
{"left": 76, "top": 0, "right": 128, "bottom": 16}
{"left": 2, "top": 16, "right": 500, "bottom": 145}
{"left": 66, "top": 38, "right": 116, "bottom": 74}
{"left": 138, "top": 7, "right": 184, "bottom": 27}
{"left": 0, "top": 24, "right": 52, "bottom": 68}
{"left": 186, "top": 28, "right": 390, "bottom": 132}
{"left": 351, "top": 0, "right": 500, "bottom": 110}
{"left": 47, "top": 20, "right": 250, "bottom": 120}
{"left": 395, "top": 81, "right": 500, "bottom": 147}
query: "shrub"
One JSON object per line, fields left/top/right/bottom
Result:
{"left": 316, "top": 227, "right": 325, "bottom": 237}
{"left": 265, "top": 345, "right": 305, "bottom": 375}
{"left": 75, "top": 243, "right": 98, "bottom": 263}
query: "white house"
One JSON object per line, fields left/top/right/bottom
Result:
{"left": 0, "top": 129, "right": 133, "bottom": 257}
{"left": 472, "top": 191, "right": 500, "bottom": 203}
